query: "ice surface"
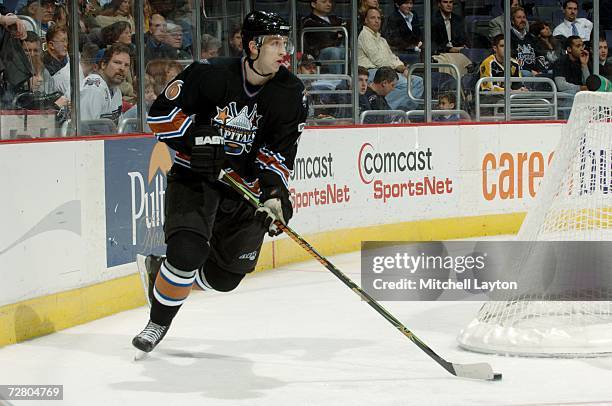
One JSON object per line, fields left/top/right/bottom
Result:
{"left": 1, "top": 251, "right": 612, "bottom": 405}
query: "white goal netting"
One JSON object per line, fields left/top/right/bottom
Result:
{"left": 457, "top": 92, "right": 612, "bottom": 357}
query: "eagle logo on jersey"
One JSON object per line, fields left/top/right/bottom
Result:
{"left": 213, "top": 102, "right": 261, "bottom": 156}
{"left": 165, "top": 80, "right": 183, "bottom": 100}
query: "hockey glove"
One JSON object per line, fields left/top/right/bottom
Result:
{"left": 255, "top": 185, "right": 293, "bottom": 237}
{"left": 189, "top": 126, "right": 225, "bottom": 182}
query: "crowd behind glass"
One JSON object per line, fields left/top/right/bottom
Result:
{"left": 0, "top": 0, "right": 610, "bottom": 138}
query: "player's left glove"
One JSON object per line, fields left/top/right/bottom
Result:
{"left": 255, "top": 185, "right": 293, "bottom": 237}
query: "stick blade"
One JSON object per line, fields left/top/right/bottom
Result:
{"left": 451, "top": 362, "right": 502, "bottom": 381}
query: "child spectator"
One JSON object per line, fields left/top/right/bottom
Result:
{"left": 434, "top": 93, "right": 461, "bottom": 121}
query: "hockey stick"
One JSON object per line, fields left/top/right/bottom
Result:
{"left": 220, "top": 170, "right": 502, "bottom": 381}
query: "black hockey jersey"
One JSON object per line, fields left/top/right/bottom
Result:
{"left": 147, "top": 57, "right": 308, "bottom": 193}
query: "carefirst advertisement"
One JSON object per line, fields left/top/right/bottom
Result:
{"left": 288, "top": 127, "right": 460, "bottom": 234}
{"left": 104, "top": 138, "right": 170, "bottom": 267}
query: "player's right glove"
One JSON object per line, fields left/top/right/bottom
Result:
{"left": 255, "top": 185, "right": 293, "bottom": 237}
{"left": 189, "top": 126, "right": 225, "bottom": 182}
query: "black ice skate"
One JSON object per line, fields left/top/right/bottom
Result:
{"left": 136, "top": 254, "right": 164, "bottom": 307}
{"left": 132, "top": 320, "right": 169, "bottom": 353}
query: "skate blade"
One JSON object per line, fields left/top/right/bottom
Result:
{"left": 136, "top": 254, "right": 151, "bottom": 308}
{"left": 133, "top": 349, "right": 150, "bottom": 361}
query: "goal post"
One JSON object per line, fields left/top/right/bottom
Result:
{"left": 457, "top": 92, "right": 612, "bottom": 357}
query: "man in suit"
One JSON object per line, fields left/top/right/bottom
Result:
{"left": 383, "top": 0, "right": 422, "bottom": 55}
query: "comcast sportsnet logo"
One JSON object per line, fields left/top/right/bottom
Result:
{"left": 358, "top": 143, "right": 433, "bottom": 184}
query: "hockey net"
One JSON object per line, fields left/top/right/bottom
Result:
{"left": 457, "top": 92, "right": 612, "bottom": 357}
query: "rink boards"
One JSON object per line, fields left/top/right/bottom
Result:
{"left": 0, "top": 121, "right": 562, "bottom": 346}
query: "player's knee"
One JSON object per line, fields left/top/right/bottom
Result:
{"left": 203, "top": 262, "right": 245, "bottom": 292}
{"left": 166, "top": 231, "right": 210, "bottom": 271}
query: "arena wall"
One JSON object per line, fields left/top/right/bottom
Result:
{"left": 0, "top": 121, "right": 562, "bottom": 346}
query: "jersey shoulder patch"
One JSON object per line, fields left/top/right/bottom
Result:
{"left": 164, "top": 80, "right": 184, "bottom": 100}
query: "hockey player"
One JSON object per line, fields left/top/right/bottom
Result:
{"left": 132, "top": 10, "right": 308, "bottom": 353}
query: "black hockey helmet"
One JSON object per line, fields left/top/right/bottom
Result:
{"left": 241, "top": 10, "right": 292, "bottom": 53}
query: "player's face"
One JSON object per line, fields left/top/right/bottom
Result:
{"left": 358, "top": 74, "right": 369, "bottom": 95}
{"left": 256, "top": 35, "right": 292, "bottom": 73}
{"left": 564, "top": 1, "right": 578, "bottom": 21}
{"left": 102, "top": 51, "right": 131, "bottom": 86}
{"left": 364, "top": 9, "right": 382, "bottom": 32}
{"left": 399, "top": 0, "right": 414, "bottom": 14}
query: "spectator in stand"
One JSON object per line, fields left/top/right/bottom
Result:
{"left": 301, "top": 0, "right": 348, "bottom": 73}
{"left": 53, "top": 3, "right": 68, "bottom": 27}
{"left": 362, "top": 66, "right": 406, "bottom": 123}
{"left": 591, "top": 36, "right": 612, "bottom": 79}
{"left": 79, "top": 0, "right": 102, "bottom": 31}
{"left": 431, "top": 0, "right": 468, "bottom": 55}
{"left": 101, "top": 20, "right": 132, "bottom": 48}
{"left": 510, "top": 7, "right": 549, "bottom": 77}
{"left": 145, "top": 58, "right": 182, "bottom": 94}
{"left": 42, "top": 25, "right": 74, "bottom": 98}
{"left": 80, "top": 43, "right": 130, "bottom": 123}
{"left": 358, "top": 6, "right": 423, "bottom": 111}
{"left": 164, "top": 22, "right": 190, "bottom": 60}
{"left": 358, "top": 0, "right": 380, "bottom": 29}
{"left": 123, "top": 73, "right": 156, "bottom": 131}
{"left": 553, "top": 0, "right": 593, "bottom": 43}
{"left": 553, "top": 35, "right": 590, "bottom": 95}
{"left": 228, "top": 24, "right": 243, "bottom": 57}
{"left": 81, "top": 42, "right": 101, "bottom": 79}
{"left": 430, "top": 0, "right": 472, "bottom": 75}
{"left": 357, "top": 65, "right": 371, "bottom": 113}
{"left": 101, "top": 21, "right": 136, "bottom": 102}
{"left": 479, "top": 34, "right": 524, "bottom": 91}
{"left": 0, "top": 12, "right": 27, "bottom": 39}
{"left": 383, "top": 0, "right": 422, "bottom": 57}
{"left": 144, "top": 13, "right": 174, "bottom": 61}
{"left": 0, "top": 12, "right": 31, "bottom": 107}
{"left": 95, "top": 0, "right": 135, "bottom": 33}
{"left": 13, "top": 46, "right": 69, "bottom": 114}
{"left": 364, "top": 66, "right": 397, "bottom": 110}
{"left": 359, "top": 0, "right": 379, "bottom": 19}
{"left": 530, "top": 20, "right": 563, "bottom": 69}
{"left": 19, "top": 0, "right": 55, "bottom": 37}
{"left": 433, "top": 93, "right": 461, "bottom": 121}
{"left": 489, "top": 0, "right": 528, "bottom": 40}
{"left": 200, "top": 33, "right": 222, "bottom": 61}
